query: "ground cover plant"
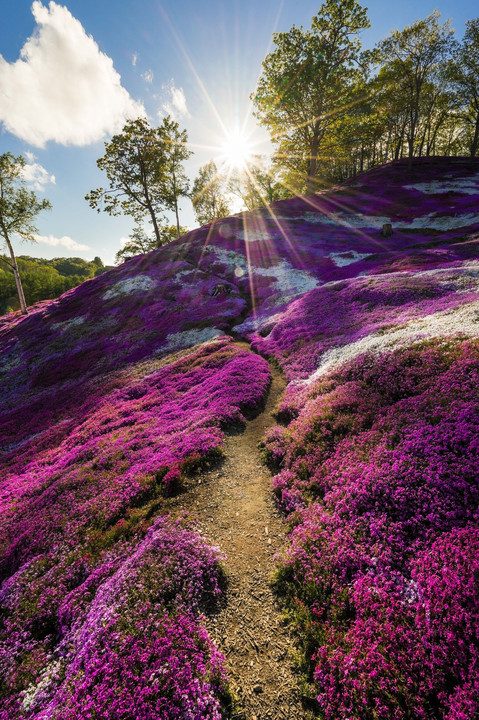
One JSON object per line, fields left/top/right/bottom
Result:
{"left": 1, "top": 157, "right": 479, "bottom": 718}
{"left": 260, "top": 318, "right": 479, "bottom": 717}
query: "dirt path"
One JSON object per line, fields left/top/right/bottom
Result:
{"left": 167, "top": 355, "right": 311, "bottom": 720}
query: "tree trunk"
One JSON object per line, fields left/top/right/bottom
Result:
{"left": 384, "top": 128, "right": 391, "bottom": 164}
{"left": 306, "top": 126, "right": 320, "bottom": 195}
{"left": 4, "top": 232, "right": 27, "bottom": 314}
{"left": 470, "top": 112, "right": 479, "bottom": 169}
{"left": 172, "top": 170, "right": 181, "bottom": 238}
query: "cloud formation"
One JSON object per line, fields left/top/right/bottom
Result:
{"left": 35, "top": 233, "right": 91, "bottom": 251}
{"left": 160, "top": 80, "right": 189, "bottom": 120}
{"left": 21, "top": 152, "right": 56, "bottom": 191}
{"left": 0, "top": 1, "right": 144, "bottom": 147}
{"left": 142, "top": 69, "right": 154, "bottom": 84}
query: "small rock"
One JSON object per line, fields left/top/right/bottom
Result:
{"left": 253, "top": 684, "right": 263, "bottom": 694}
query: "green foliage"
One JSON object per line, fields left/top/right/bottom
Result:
{"left": 0, "top": 152, "right": 52, "bottom": 314}
{"left": 115, "top": 221, "right": 188, "bottom": 264}
{"left": 377, "top": 11, "right": 455, "bottom": 162}
{"left": 86, "top": 116, "right": 192, "bottom": 245}
{"left": 251, "top": 0, "right": 370, "bottom": 193}
{"left": 448, "top": 18, "right": 479, "bottom": 160}
{"left": 0, "top": 255, "right": 110, "bottom": 314}
{"left": 227, "top": 155, "right": 291, "bottom": 210}
{"left": 191, "top": 160, "right": 230, "bottom": 225}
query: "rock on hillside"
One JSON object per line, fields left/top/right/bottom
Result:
{"left": 1, "top": 157, "right": 479, "bottom": 719}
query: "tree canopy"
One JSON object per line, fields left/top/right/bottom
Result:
{"left": 115, "top": 221, "right": 188, "bottom": 264}
{"left": 86, "top": 116, "right": 192, "bottom": 244}
{"left": 191, "top": 161, "right": 230, "bottom": 226}
{"left": 251, "top": 0, "right": 370, "bottom": 194}
{"left": 0, "top": 153, "right": 51, "bottom": 314}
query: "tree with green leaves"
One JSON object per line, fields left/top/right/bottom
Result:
{"left": 115, "top": 220, "right": 188, "bottom": 264}
{"left": 86, "top": 116, "right": 192, "bottom": 245}
{"left": 228, "top": 155, "right": 289, "bottom": 210}
{"left": 251, "top": 0, "right": 370, "bottom": 194}
{"left": 191, "top": 161, "right": 230, "bottom": 226}
{"left": 159, "top": 116, "right": 192, "bottom": 237}
{"left": 448, "top": 18, "right": 479, "bottom": 165}
{"left": 0, "top": 153, "right": 52, "bottom": 315}
{"left": 377, "top": 11, "right": 454, "bottom": 167}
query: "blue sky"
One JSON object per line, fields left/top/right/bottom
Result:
{"left": 0, "top": 0, "right": 477, "bottom": 265}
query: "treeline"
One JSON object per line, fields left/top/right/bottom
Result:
{"left": 0, "top": 255, "right": 111, "bottom": 314}
{"left": 251, "top": 3, "right": 479, "bottom": 192}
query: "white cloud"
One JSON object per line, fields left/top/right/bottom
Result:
{"left": 0, "top": 1, "right": 144, "bottom": 147}
{"left": 132, "top": 52, "right": 137, "bottom": 67}
{"left": 20, "top": 152, "right": 56, "bottom": 191}
{"left": 35, "top": 233, "right": 91, "bottom": 251}
{"left": 160, "top": 80, "right": 189, "bottom": 119}
{"left": 141, "top": 69, "right": 154, "bottom": 84}
{"left": 119, "top": 236, "right": 130, "bottom": 248}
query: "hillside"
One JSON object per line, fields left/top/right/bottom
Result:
{"left": 1, "top": 157, "right": 478, "bottom": 719}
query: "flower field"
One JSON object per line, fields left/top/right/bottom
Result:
{"left": 1, "top": 157, "right": 479, "bottom": 717}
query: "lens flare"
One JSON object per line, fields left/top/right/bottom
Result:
{"left": 219, "top": 128, "right": 253, "bottom": 170}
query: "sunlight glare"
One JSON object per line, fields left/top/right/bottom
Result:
{"left": 220, "top": 128, "right": 253, "bottom": 170}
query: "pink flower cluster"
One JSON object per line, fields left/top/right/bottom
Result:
{"left": 0, "top": 338, "right": 269, "bottom": 717}
{"left": 0, "top": 516, "right": 228, "bottom": 719}
{"left": 265, "top": 339, "right": 479, "bottom": 718}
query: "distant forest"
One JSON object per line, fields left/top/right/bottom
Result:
{"left": 0, "top": 255, "right": 112, "bottom": 314}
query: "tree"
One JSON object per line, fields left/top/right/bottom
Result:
{"left": 115, "top": 221, "right": 187, "bottom": 264}
{"left": 377, "top": 11, "right": 454, "bottom": 167}
{"left": 159, "top": 116, "right": 192, "bottom": 237}
{"left": 251, "top": 0, "right": 370, "bottom": 194}
{"left": 86, "top": 116, "right": 192, "bottom": 245}
{"left": 228, "top": 155, "right": 290, "bottom": 210}
{"left": 0, "top": 153, "right": 51, "bottom": 315}
{"left": 448, "top": 18, "right": 479, "bottom": 165}
{"left": 191, "top": 161, "right": 230, "bottom": 225}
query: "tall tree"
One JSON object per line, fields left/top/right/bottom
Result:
{"left": 377, "top": 11, "right": 454, "bottom": 167}
{"left": 448, "top": 18, "right": 479, "bottom": 165}
{"left": 251, "top": 0, "right": 370, "bottom": 194}
{"left": 0, "top": 153, "right": 51, "bottom": 315}
{"left": 191, "top": 161, "right": 230, "bottom": 226}
{"left": 86, "top": 116, "right": 192, "bottom": 245}
{"left": 159, "top": 116, "right": 192, "bottom": 237}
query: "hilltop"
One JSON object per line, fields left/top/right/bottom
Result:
{"left": 1, "top": 157, "right": 478, "bottom": 720}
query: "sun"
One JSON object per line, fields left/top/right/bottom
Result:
{"left": 219, "top": 128, "right": 253, "bottom": 170}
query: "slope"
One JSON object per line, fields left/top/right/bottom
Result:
{"left": 1, "top": 157, "right": 479, "bottom": 719}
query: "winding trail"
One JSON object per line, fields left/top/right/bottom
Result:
{"left": 167, "top": 349, "right": 311, "bottom": 720}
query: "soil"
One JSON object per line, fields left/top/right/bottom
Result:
{"left": 166, "top": 348, "right": 313, "bottom": 720}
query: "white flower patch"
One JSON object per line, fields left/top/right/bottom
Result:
{"left": 209, "top": 246, "right": 247, "bottom": 270}
{"left": 173, "top": 269, "right": 196, "bottom": 282}
{"left": 255, "top": 261, "right": 318, "bottom": 300}
{"left": 405, "top": 177, "right": 479, "bottom": 195}
{"left": 237, "top": 227, "right": 278, "bottom": 243}
{"left": 162, "top": 327, "right": 223, "bottom": 352}
{"left": 299, "top": 211, "right": 479, "bottom": 232}
{"left": 22, "top": 659, "right": 63, "bottom": 712}
{"left": 51, "top": 315, "right": 86, "bottom": 332}
{"left": 329, "top": 251, "right": 371, "bottom": 267}
{"left": 399, "top": 213, "right": 479, "bottom": 231}
{"left": 415, "top": 262, "right": 479, "bottom": 293}
{"left": 102, "top": 275, "right": 155, "bottom": 300}
{"left": 302, "top": 298, "right": 479, "bottom": 385}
